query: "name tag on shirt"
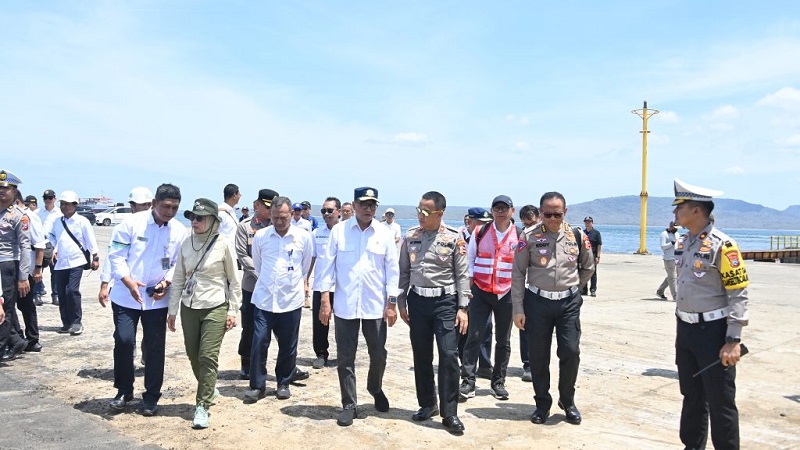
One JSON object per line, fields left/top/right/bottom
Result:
{"left": 162, "top": 257, "right": 170, "bottom": 270}
{"left": 137, "top": 236, "right": 148, "bottom": 242}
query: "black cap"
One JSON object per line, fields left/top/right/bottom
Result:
{"left": 24, "top": 195, "right": 37, "bottom": 204}
{"left": 183, "top": 198, "right": 218, "bottom": 219}
{"left": 491, "top": 195, "right": 513, "bottom": 208}
{"left": 301, "top": 200, "right": 311, "bottom": 208}
{"left": 43, "top": 189, "right": 56, "bottom": 198}
{"left": 354, "top": 187, "right": 379, "bottom": 203}
{"left": 257, "top": 189, "right": 279, "bottom": 207}
{"left": 583, "top": 216, "right": 593, "bottom": 222}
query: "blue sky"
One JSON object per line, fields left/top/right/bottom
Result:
{"left": 2, "top": 1, "right": 799, "bottom": 212}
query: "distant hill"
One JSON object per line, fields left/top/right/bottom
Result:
{"left": 379, "top": 196, "right": 800, "bottom": 230}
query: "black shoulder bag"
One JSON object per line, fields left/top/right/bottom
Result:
{"left": 61, "top": 217, "right": 92, "bottom": 270}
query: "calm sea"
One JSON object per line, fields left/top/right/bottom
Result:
{"left": 393, "top": 219, "right": 798, "bottom": 254}
{"left": 179, "top": 216, "right": 797, "bottom": 255}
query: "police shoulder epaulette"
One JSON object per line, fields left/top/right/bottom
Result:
{"left": 405, "top": 225, "right": 420, "bottom": 235}
{"left": 444, "top": 225, "right": 460, "bottom": 234}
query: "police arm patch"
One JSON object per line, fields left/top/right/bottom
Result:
{"left": 719, "top": 242, "right": 749, "bottom": 290}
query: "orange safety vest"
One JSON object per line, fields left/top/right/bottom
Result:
{"left": 473, "top": 224, "right": 519, "bottom": 295}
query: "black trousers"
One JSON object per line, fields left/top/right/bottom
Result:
{"left": 676, "top": 318, "right": 739, "bottom": 450}
{"left": 312, "top": 291, "right": 334, "bottom": 360}
{"left": 238, "top": 289, "right": 254, "bottom": 365}
{"left": 0, "top": 260, "right": 26, "bottom": 349}
{"left": 54, "top": 266, "right": 84, "bottom": 328}
{"left": 524, "top": 289, "right": 582, "bottom": 411}
{"left": 249, "top": 307, "right": 302, "bottom": 388}
{"left": 17, "top": 274, "right": 40, "bottom": 343}
{"left": 335, "top": 316, "right": 387, "bottom": 409}
{"left": 457, "top": 313, "right": 493, "bottom": 370}
{"left": 408, "top": 291, "right": 460, "bottom": 417}
{"left": 460, "top": 285, "right": 513, "bottom": 386}
{"left": 112, "top": 303, "right": 168, "bottom": 404}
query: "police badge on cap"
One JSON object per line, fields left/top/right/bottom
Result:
{"left": 0, "top": 170, "right": 22, "bottom": 187}
{"left": 672, "top": 179, "right": 724, "bottom": 206}
{"left": 354, "top": 187, "right": 379, "bottom": 204}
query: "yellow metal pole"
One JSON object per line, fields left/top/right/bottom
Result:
{"left": 632, "top": 101, "right": 659, "bottom": 255}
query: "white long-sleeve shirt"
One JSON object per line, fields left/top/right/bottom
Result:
{"left": 660, "top": 230, "right": 677, "bottom": 261}
{"left": 252, "top": 225, "right": 313, "bottom": 313}
{"left": 108, "top": 210, "right": 188, "bottom": 310}
{"left": 311, "top": 224, "right": 335, "bottom": 292}
{"left": 218, "top": 203, "right": 239, "bottom": 240}
{"left": 317, "top": 218, "right": 400, "bottom": 320}
{"left": 48, "top": 214, "right": 98, "bottom": 271}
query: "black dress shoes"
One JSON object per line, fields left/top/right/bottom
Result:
{"left": 373, "top": 390, "right": 390, "bottom": 412}
{"left": 442, "top": 416, "right": 465, "bottom": 434}
{"left": 290, "top": 369, "right": 310, "bottom": 383}
{"left": 530, "top": 408, "right": 549, "bottom": 424}
{"left": 337, "top": 407, "right": 359, "bottom": 427}
{"left": 25, "top": 341, "right": 42, "bottom": 352}
{"left": 412, "top": 405, "right": 439, "bottom": 422}
{"left": 1, "top": 340, "right": 26, "bottom": 362}
{"left": 109, "top": 393, "right": 134, "bottom": 412}
{"left": 558, "top": 401, "right": 582, "bottom": 425}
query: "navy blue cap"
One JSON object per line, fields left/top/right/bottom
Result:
{"left": 491, "top": 195, "right": 513, "bottom": 208}
{"left": 468, "top": 207, "right": 493, "bottom": 222}
{"left": 354, "top": 187, "right": 379, "bottom": 204}
{"left": 583, "top": 216, "right": 593, "bottom": 222}
{"left": 292, "top": 202, "right": 303, "bottom": 211}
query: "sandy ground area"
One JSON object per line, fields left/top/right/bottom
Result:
{"left": 2, "top": 226, "right": 799, "bottom": 449}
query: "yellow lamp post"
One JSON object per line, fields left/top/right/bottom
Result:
{"left": 631, "top": 101, "right": 659, "bottom": 255}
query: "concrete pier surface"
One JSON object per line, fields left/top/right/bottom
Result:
{"left": 1, "top": 227, "right": 798, "bottom": 449}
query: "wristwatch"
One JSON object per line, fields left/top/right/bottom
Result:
{"left": 725, "top": 336, "right": 741, "bottom": 344}
{"left": 458, "top": 305, "right": 468, "bottom": 311}
{"left": 387, "top": 296, "right": 397, "bottom": 305}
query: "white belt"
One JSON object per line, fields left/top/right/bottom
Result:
{"left": 412, "top": 285, "right": 457, "bottom": 297}
{"left": 675, "top": 307, "right": 731, "bottom": 324}
{"left": 528, "top": 285, "right": 578, "bottom": 300}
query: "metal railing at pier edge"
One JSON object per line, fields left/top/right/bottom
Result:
{"left": 770, "top": 235, "right": 800, "bottom": 250}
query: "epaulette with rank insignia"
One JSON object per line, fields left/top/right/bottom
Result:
{"left": 444, "top": 225, "right": 460, "bottom": 234}
{"left": 405, "top": 226, "right": 421, "bottom": 238}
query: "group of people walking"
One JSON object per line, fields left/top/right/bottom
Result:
{"left": 0, "top": 168, "right": 750, "bottom": 448}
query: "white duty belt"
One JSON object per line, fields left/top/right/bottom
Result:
{"left": 412, "top": 285, "right": 457, "bottom": 297}
{"left": 527, "top": 285, "right": 579, "bottom": 300}
{"left": 675, "top": 306, "right": 731, "bottom": 324}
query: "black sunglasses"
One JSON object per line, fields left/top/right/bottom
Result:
{"left": 542, "top": 212, "right": 564, "bottom": 219}
{"left": 320, "top": 208, "right": 336, "bottom": 215}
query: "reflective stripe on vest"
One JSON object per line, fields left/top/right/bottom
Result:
{"left": 473, "top": 224, "right": 518, "bottom": 295}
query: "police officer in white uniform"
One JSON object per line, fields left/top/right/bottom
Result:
{"left": 672, "top": 179, "right": 749, "bottom": 450}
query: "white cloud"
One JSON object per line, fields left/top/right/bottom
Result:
{"left": 757, "top": 87, "right": 800, "bottom": 111}
{"left": 366, "top": 132, "right": 431, "bottom": 146}
{"left": 725, "top": 166, "right": 745, "bottom": 175}
{"left": 658, "top": 111, "right": 679, "bottom": 123}
{"left": 709, "top": 122, "right": 735, "bottom": 132}
{"left": 783, "top": 134, "right": 800, "bottom": 147}
{"left": 505, "top": 114, "right": 530, "bottom": 125}
{"left": 708, "top": 105, "right": 740, "bottom": 120}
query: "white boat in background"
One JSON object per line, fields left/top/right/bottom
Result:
{"left": 79, "top": 195, "right": 116, "bottom": 212}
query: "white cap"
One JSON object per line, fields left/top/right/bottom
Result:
{"left": 129, "top": 186, "right": 154, "bottom": 204}
{"left": 385, "top": 208, "right": 395, "bottom": 214}
{"left": 59, "top": 190, "right": 79, "bottom": 203}
{"left": 672, "top": 179, "right": 723, "bottom": 206}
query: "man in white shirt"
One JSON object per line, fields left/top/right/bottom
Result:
{"left": 218, "top": 183, "right": 241, "bottom": 240}
{"left": 48, "top": 190, "right": 99, "bottom": 336}
{"left": 307, "top": 196, "right": 340, "bottom": 369}
{"left": 382, "top": 208, "right": 402, "bottom": 248}
{"left": 105, "top": 184, "right": 187, "bottom": 416}
{"left": 245, "top": 197, "right": 313, "bottom": 402}
{"left": 37, "top": 189, "right": 61, "bottom": 305}
{"left": 656, "top": 221, "right": 679, "bottom": 300}
{"left": 290, "top": 202, "right": 313, "bottom": 234}
{"left": 318, "top": 187, "right": 400, "bottom": 427}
